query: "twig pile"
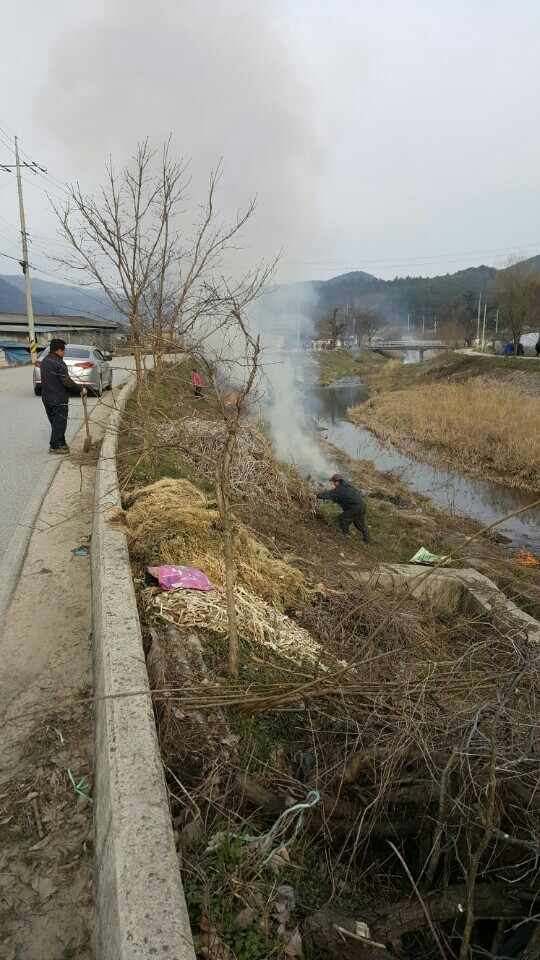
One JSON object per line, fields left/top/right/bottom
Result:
{"left": 158, "top": 418, "right": 315, "bottom": 509}
{"left": 150, "top": 585, "right": 540, "bottom": 960}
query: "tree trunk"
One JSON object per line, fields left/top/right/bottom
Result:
{"left": 153, "top": 345, "right": 164, "bottom": 398}
{"left": 215, "top": 440, "right": 239, "bottom": 678}
{"left": 133, "top": 338, "right": 144, "bottom": 414}
{"left": 307, "top": 886, "right": 527, "bottom": 958}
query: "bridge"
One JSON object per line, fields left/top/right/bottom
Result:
{"left": 374, "top": 339, "right": 445, "bottom": 360}
{"left": 379, "top": 339, "right": 444, "bottom": 349}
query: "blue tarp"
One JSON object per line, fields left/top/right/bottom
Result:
{"left": 0, "top": 343, "right": 31, "bottom": 363}
{"left": 503, "top": 342, "right": 524, "bottom": 356}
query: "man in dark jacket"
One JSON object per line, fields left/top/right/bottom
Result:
{"left": 317, "top": 474, "right": 371, "bottom": 542}
{"left": 40, "top": 339, "right": 87, "bottom": 454}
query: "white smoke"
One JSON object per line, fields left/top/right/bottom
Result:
{"left": 253, "top": 285, "right": 337, "bottom": 480}
{"left": 36, "top": 0, "right": 323, "bottom": 270}
{"left": 262, "top": 352, "right": 336, "bottom": 480}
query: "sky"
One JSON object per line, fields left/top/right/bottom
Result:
{"left": 0, "top": 0, "right": 539, "bottom": 287}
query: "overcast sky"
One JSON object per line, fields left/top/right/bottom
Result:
{"left": 0, "top": 0, "right": 539, "bottom": 286}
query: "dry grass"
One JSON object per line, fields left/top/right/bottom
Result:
{"left": 111, "top": 477, "right": 305, "bottom": 607}
{"left": 153, "top": 584, "right": 342, "bottom": 669}
{"left": 349, "top": 379, "right": 540, "bottom": 491}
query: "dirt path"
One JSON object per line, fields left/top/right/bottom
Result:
{"left": 0, "top": 396, "right": 116, "bottom": 960}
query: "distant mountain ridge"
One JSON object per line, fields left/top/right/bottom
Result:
{"left": 302, "top": 257, "right": 540, "bottom": 321}
{"left": 2, "top": 255, "right": 540, "bottom": 326}
{"left": 0, "top": 273, "right": 116, "bottom": 320}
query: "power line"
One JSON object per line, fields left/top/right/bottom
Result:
{"left": 0, "top": 122, "right": 71, "bottom": 197}
{"left": 0, "top": 122, "right": 77, "bottom": 184}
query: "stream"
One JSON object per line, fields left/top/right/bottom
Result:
{"left": 304, "top": 376, "right": 540, "bottom": 552}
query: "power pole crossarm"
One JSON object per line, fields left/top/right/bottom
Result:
{"left": 14, "top": 137, "right": 37, "bottom": 363}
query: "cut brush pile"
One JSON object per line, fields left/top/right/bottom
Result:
{"left": 158, "top": 418, "right": 316, "bottom": 510}
{"left": 153, "top": 584, "right": 344, "bottom": 670}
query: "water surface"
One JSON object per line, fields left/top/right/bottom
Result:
{"left": 305, "top": 377, "right": 540, "bottom": 552}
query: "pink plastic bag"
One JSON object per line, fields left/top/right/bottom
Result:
{"left": 147, "top": 565, "right": 214, "bottom": 592}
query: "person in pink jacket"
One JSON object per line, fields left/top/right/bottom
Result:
{"left": 191, "top": 368, "right": 203, "bottom": 398}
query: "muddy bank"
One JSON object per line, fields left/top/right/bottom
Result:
{"left": 304, "top": 375, "right": 540, "bottom": 553}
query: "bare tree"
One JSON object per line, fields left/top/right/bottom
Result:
{"left": 352, "top": 307, "right": 385, "bottom": 345}
{"left": 438, "top": 318, "right": 464, "bottom": 354}
{"left": 496, "top": 256, "right": 540, "bottom": 356}
{"left": 315, "top": 307, "right": 347, "bottom": 348}
{"left": 55, "top": 141, "right": 263, "bottom": 411}
{"left": 187, "top": 307, "right": 264, "bottom": 678}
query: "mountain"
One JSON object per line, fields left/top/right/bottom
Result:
{"left": 0, "top": 276, "right": 27, "bottom": 314}
{"left": 307, "top": 264, "right": 499, "bottom": 321}
{"left": 0, "top": 274, "right": 116, "bottom": 320}
{"left": 2, "top": 254, "right": 540, "bottom": 329}
{"left": 304, "top": 255, "right": 540, "bottom": 325}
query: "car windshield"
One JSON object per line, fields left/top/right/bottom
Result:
{"left": 64, "top": 346, "right": 91, "bottom": 358}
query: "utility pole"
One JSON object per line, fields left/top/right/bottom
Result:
{"left": 407, "top": 312, "right": 410, "bottom": 336}
{"left": 296, "top": 288, "right": 300, "bottom": 349}
{"left": 422, "top": 315, "right": 425, "bottom": 335}
{"left": 0, "top": 138, "right": 46, "bottom": 363}
{"left": 15, "top": 138, "right": 37, "bottom": 363}
{"left": 481, "top": 303, "right": 487, "bottom": 352}
{"left": 495, "top": 308, "right": 499, "bottom": 334}
{"left": 476, "top": 291, "right": 482, "bottom": 347}
{"left": 434, "top": 316, "right": 437, "bottom": 333}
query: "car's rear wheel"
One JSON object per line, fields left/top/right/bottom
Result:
{"left": 95, "top": 376, "right": 103, "bottom": 398}
{"left": 34, "top": 386, "right": 41, "bottom": 396}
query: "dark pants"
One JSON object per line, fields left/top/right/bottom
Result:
{"left": 339, "top": 506, "right": 371, "bottom": 542}
{"left": 194, "top": 386, "right": 202, "bottom": 398}
{"left": 44, "top": 403, "right": 68, "bottom": 449}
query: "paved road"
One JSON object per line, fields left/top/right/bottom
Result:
{"left": 457, "top": 348, "right": 540, "bottom": 360}
{"left": 0, "top": 356, "right": 135, "bottom": 562}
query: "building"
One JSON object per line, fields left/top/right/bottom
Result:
{"left": 0, "top": 313, "right": 118, "bottom": 365}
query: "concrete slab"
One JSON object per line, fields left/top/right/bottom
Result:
{"left": 358, "top": 563, "right": 540, "bottom": 644}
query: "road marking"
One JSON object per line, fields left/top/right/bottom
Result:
{"left": 0, "top": 381, "right": 26, "bottom": 394}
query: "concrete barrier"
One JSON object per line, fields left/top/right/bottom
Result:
{"left": 358, "top": 563, "right": 540, "bottom": 643}
{"left": 91, "top": 377, "right": 196, "bottom": 960}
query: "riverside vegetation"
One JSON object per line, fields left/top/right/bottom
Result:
{"left": 346, "top": 351, "right": 540, "bottom": 492}
{"left": 113, "top": 360, "right": 540, "bottom": 960}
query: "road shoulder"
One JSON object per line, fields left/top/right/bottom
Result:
{"left": 0, "top": 394, "right": 115, "bottom": 960}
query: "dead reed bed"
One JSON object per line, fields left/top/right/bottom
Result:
{"left": 349, "top": 379, "right": 540, "bottom": 491}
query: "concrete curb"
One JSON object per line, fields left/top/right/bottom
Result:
{"left": 91, "top": 377, "right": 196, "bottom": 960}
{"left": 0, "top": 458, "right": 62, "bottom": 638}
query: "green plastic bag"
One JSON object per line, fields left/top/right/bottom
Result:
{"left": 409, "top": 547, "right": 450, "bottom": 566}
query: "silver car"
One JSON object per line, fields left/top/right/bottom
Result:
{"left": 33, "top": 343, "right": 113, "bottom": 397}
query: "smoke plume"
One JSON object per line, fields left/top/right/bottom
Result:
{"left": 37, "top": 0, "right": 323, "bottom": 271}
{"left": 253, "top": 286, "right": 337, "bottom": 480}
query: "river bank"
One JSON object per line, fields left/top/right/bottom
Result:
{"left": 349, "top": 379, "right": 540, "bottom": 493}
{"left": 312, "top": 346, "right": 540, "bottom": 493}
{"left": 112, "top": 359, "right": 540, "bottom": 960}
